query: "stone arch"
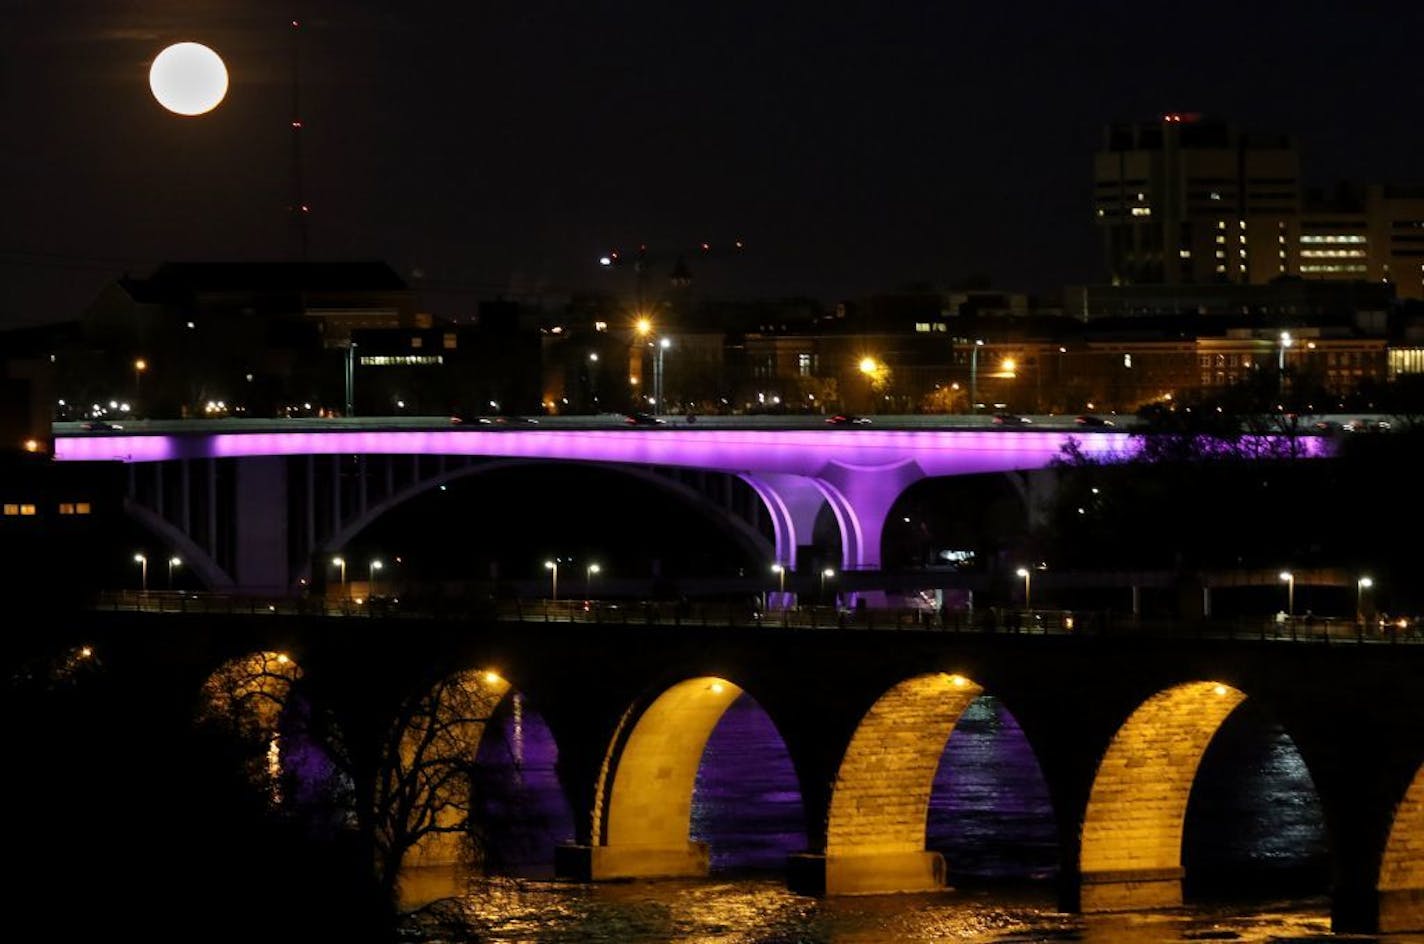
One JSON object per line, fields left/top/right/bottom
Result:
{"left": 585, "top": 676, "right": 745, "bottom": 879}
{"left": 307, "top": 460, "right": 772, "bottom": 587}
{"left": 1378, "top": 761, "right": 1424, "bottom": 932}
{"left": 818, "top": 671, "right": 984, "bottom": 894}
{"left": 196, "top": 651, "right": 303, "bottom": 804}
{"left": 386, "top": 666, "right": 513, "bottom": 910}
{"left": 1079, "top": 680, "right": 1247, "bottom": 912}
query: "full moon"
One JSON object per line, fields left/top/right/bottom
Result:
{"left": 149, "top": 42, "right": 229, "bottom": 116}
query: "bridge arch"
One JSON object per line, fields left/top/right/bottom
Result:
{"left": 815, "top": 671, "right": 984, "bottom": 894}
{"left": 1378, "top": 762, "right": 1424, "bottom": 932}
{"left": 124, "top": 498, "right": 235, "bottom": 590}
{"left": 1079, "top": 680, "right": 1246, "bottom": 912}
{"left": 383, "top": 666, "right": 515, "bottom": 909}
{"left": 309, "top": 459, "right": 773, "bottom": 588}
{"left": 576, "top": 675, "right": 752, "bottom": 879}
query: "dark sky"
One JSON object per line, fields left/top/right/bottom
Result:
{"left": 2, "top": 1, "right": 1419, "bottom": 326}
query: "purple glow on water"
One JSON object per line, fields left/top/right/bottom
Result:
{"left": 692, "top": 694, "right": 806, "bottom": 872}
{"left": 928, "top": 696, "right": 1059, "bottom": 880}
{"left": 471, "top": 693, "right": 575, "bottom": 878}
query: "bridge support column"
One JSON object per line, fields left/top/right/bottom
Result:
{"left": 740, "top": 472, "right": 828, "bottom": 573}
{"left": 1079, "top": 867, "right": 1184, "bottom": 912}
{"left": 233, "top": 457, "right": 290, "bottom": 594}
{"left": 787, "top": 851, "right": 945, "bottom": 896}
{"left": 555, "top": 842, "right": 710, "bottom": 881}
{"left": 814, "top": 459, "right": 925, "bottom": 571}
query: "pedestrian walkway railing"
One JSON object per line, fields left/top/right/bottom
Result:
{"left": 88, "top": 591, "right": 1421, "bottom": 643}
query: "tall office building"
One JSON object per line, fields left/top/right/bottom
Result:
{"left": 1094, "top": 114, "right": 1301, "bottom": 286}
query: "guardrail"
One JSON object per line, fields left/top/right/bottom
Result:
{"left": 88, "top": 591, "right": 1420, "bottom": 643}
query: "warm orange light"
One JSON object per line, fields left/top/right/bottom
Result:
{"left": 79, "top": 646, "right": 93, "bottom": 659}
{"left": 23, "top": 439, "right": 41, "bottom": 453}
{"left": 1213, "top": 684, "right": 1227, "bottom": 696}
{"left": 949, "top": 674, "right": 968, "bottom": 688}
{"left": 858, "top": 357, "right": 878, "bottom": 375}
{"left": 484, "top": 671, "right": 501, "bottom": 684}
{"left": 275, "top": 653, "right": 290, "bottom": 665}
{"left": 635, "top": 317, "right": 652, "bottom": 336}
{"left": 709, "top": 682, "right": 725, "bottom": 694}
{"left": 134, "top": 359, "right": 147, "bottom": 372}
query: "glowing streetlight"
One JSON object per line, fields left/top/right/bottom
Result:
{"left": 167, "top": 555, "right": 182, "bottom": 588}
{"left": 635, "top": 317, "right": 652, "bottom": 337}
{"left": 1357, "top": 576, "right": 1374, "bottom": 624}
{"left": 331, "top": 556, "right": 347, "bottom": 594}
{"left": 1279, "top": 571, "right": 1295, "bottom": 618}
{"left": 133, "top": 553, "right": 148, "bottom": 592}
{"left": 134, "top": 358, "right": 147, "bottom": 399}
{"left": 858, "top": 357, "right": 879, "bottom": 412}
{"left": 545, "top": 559, "right": 559, "bottom": 600}
{"left": 1016, "top": 566, "right": 1032, "bottom": 609}
{"left": 587, "top": 562, "right": 601, "bottom": 595}
{"left": 820, "top": 567, "right": 836, "bottom": 599}
{"left": 655, "top": 337, "right": 672, "bottom": 413}
{"left": 772, "top": 562, "right": 786, "bottom": 596}
{"left": 369, "top": 559, "right": 383, "bottom": 596}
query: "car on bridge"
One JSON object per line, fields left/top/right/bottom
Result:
{"left": 1074, "top": 414, "right": 1115, "bottom": 427}
{"left": 992, "top": 413, "right": 1032, "bottom": 426}
{"left": 826, "top": 414, "right": 872, "bottom": 425}
{"left": 80, "top": 420, "right": 123, "bottom": 431}
{"left": 623, "top": 412, "right": 665, "bottom": 426}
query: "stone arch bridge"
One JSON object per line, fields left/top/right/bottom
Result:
{"left": 48, "top": 608, "right": 1424, "bottom": 936}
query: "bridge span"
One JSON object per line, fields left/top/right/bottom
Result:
{"left": 44, "top": 608, "right": 1424, "bottom": 935}
{"left": 50, "top": 421, "right": 1323, "bottom": 595}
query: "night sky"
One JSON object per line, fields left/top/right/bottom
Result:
{"left": 2, "top": 1, "right": 1418, "bottom": 326}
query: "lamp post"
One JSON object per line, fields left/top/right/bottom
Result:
{"left": 134, "top": 553, "right": 148, "bottom": 592}
{"left": 1278, "top": 331, "right": 1293, "bottom": 393}
{"left": 858, "top": 357, "right": 878, "bottom": 413}
{"left": 544, "top": 559, "right": 559, "bottom": 600}
{"left": 820, "top": 567, "right": 835, "bottom": 601}
{"left": 653, "top": 337, "right": 671, "bottom": 414}
{"left": 133, "top": 358, "right": 147, "bottom": 399}
{"left": 332, "top": 556, "right": 347, "bottom": 596}
{"left": 1357, "top": 576, "right": 1373, "bottom": 625}
{"left": 969, "top": 339, "right": 984, "bottom": 413}
{"left": 587, "top": 562, "right": 601, "bottom": 596}
{"left": 771, "top": 562, "right": 786, "bottom": 609}
{"left": 167, "top": 555, "right": 182, "bottom": 588}
{"left": 1016, "top": 566, "right": 1032, "bottom": 609}
{"left": 1279, "top": 571, "right": 1294, "bottom": 618}
{"left": 369, "top": 558, "right": 383, "bottom": 596}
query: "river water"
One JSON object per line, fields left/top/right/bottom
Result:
{"left": 408, "top": 694, "right": 1410, "bottom": 943}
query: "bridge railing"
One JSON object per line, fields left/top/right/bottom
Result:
{"left": 89, "top": 591, "right": 1419, "bottom": 643}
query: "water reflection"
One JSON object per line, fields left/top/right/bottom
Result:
{"left": 415, "top": 878, "right": 1342, "bottom": 944}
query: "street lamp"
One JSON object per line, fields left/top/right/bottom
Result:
{"left": 968, "top": 339, "right": 984, "bottom": 413}
{"left": 544, "top": 559, "right": 559, "bottom": 600}
{"left": 332, "top": 556, "right": 347, "bottom": 595}
{"left": 655, "top": 337, "right": 671, "bottom": 414}
{"left": 1357, "top": 576, "right": 1374, "bottom": 625}
{"left": 134, "top": 358, "right": 147, "bottom": 398}
{"left": 1016, "top": 566, "right": 1032, "bottom": 609}
{"left": 587, "top": 562, "right": 601, "bottom": 595}
{"left": 168, "top": 555, "right": 182, "bottom": 588}
{"left": 820, "top": 567, "right": 835, "bottom": 600}
{"left": 858, "top": 357, "right": 879, "bottom": 412}
{"left": 134, "top": 553, "right": 148, "bottom": 592}
{"left": 1279, "top": 571, "right": 1294, "bottom": 618}
{"left": 1278, "top": 331, "right": 1293, "bottom": 392}
{"left": 369, "top": 558, "right": 383, "bottom": 596}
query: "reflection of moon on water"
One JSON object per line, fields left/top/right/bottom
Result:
{"left": 149, "top": 42, "right": 229, "bottom": 116}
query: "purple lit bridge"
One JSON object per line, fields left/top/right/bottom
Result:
{"left": 52, "top": 424, "right": 1306, "bottom": 593}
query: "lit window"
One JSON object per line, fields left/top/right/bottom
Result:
{"left": 410, "top": 336, "right": 424, "bottom": 349}
{"left": 443, "top": 333, "right": 457, "bottom": 350}
{"left": 1210, "top": 192, "right": 1222, "bottom": 201}
{"left": 2, "top": 504, "right": 17, "bottom": 516}
{"left": 1131, "top": 207, "right": 1152, "bottom": 217}
{"left": 75, "top": 502, "right": 91, "bottom": 515}
{"left": 58, "top": 503, "right": 74, "bottom": 515}
{"left": 1179, "top": 249, "right": 1191, "bottom": 258}
{"left": 1217, "top": 220, "right": 1226, "bottom": 229}
{"left": 1216, "top": 235, "right": 1226, "bottom": 244}
{"left": 19, "top": 504, "right": 36, "bottom": 516}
